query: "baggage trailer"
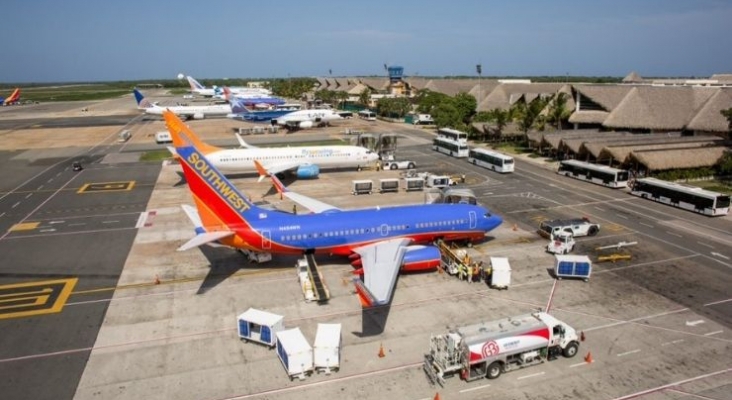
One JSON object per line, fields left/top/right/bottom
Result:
{"left": 237, "top": 308, "right": 285, "bottom": 347}
{"left": 379, "top": 178, "right": 400, "bottom": 193}
{"left": 424, "top": 312, "right": 579, "bottom": 386}
{"left": 488, "top": 257, "right": 511, "bottom": 289}
{"left": 313, "top": 323, "right": 341, "bottom": 374}
{"left": 276, "top": 328, "right": 314, "bottom": 380}
{"left": 403, "top": 177, "right": 424, "bottom": 191}
{"left": 554, "top": 255, "right": 592, "bottom": 281}
{"left": 351, "top": 180, "right": 373, "bottom": 195}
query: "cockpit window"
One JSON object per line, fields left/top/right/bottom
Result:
{"left": 484, "top": 212, "right": 492, "bottom": 218}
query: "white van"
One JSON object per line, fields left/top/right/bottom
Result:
{"left": 155, "top": 131, "right": 172, "bottom": 144}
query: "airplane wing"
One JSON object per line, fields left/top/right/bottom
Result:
{"left": 178, "top": 231, "right": 235, "bottom": 251}
{"left": 234, "top": 133, "right": 258, "bottom": 149}
{"left": 352, "top": 238, "right": 411, "bottom": 307}
{"left": 254, "top": 160, "right": 340, "bottom": 213}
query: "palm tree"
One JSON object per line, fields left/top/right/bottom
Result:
{"left": 547, "top": 92, "right": 571, "bottom": 130}
{"left": 359, "top": 88, "right": 371, "bottom": 108}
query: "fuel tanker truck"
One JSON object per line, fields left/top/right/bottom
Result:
{"left": 423, "top": 312, "right": 579, "bottom": 385}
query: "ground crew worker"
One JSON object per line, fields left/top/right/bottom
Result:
{"left": 293, "top": 204, "right": 297, "bottom": 214}
{"left": 458, "top": 263, "right": 465, "bottom": 281}
{"left": 473, "top": 264, "right": 481, "bottom": 283}
{"left": 460, "top": 174, "right": 466, "bottom": 183}
{"left": 466, "top": 263, "right": 473, "bottom": 283}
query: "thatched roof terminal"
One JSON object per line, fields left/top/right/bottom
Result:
{"left": 686, "top": 88, "right": 732, "bottom": 132}
{"left": 629, "top": 146, "right": 730, "bottom": 171}
{"left": 599, "top": 138, "right": 724, "bottom": 165}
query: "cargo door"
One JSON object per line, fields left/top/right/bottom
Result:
{"left": 261, "top": 325, "right": 271, "bottom": 344}
{"left": 239, "top": 320, "right": 249, "bottom": 338}
{"left": 261, "top": 230, "right": 271, "bottom": 250}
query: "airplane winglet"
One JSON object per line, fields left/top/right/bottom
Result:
{"left": 254, "top": 160, "right": 288, "bottom": 199}
{"left": 235, "top": 133, "right": 257, "bottom": 149}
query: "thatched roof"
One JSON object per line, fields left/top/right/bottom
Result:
{"left": 468, "top": 80, "right": 500, "bottom": 103}
{"left": 686, "top": 88, "right": 732, "bottom": 132}
{"left": 477, "top": 83, "right": 564, "bottom": 112}
{"left": 359, "top": 78, "right": 389, "bottom": 91}
{"left": 574, "top": 84, "right": 635, "bottom": 111}
{"left": 560, "top": 132, "right": 633, "bottom": 155}
{"left": 629, "top": 146, "right": 730, "bottom": 171}
{"left": 568, "top": 110, "right": 609, "bottom": 124}
{"left": 346, "top": 83, "right": 368, "bottom": 95}
{"left": 603, "top": 86, "right": 717, "bottom": 130}
{"left": 315, "top": 77, "right": 328, "bottom": 89}
{"left": 404, "top": 77, "right": 430, "bottom": 90}
{"left": 580, "top": 133, "right": 684, "bottom": 159}
{"left": 599, "top": 138, "right": 725, "bottom": 164}
{"left": 710, "top": 74, "right": 732, "bottom": 83}
{"left": 424, "top": 79, "right": 479, "bottom": 96}
{"left": 622, "top": 71, "right": 643, "bottom": 83}
{"left": 539, "top": 129, "right": 606, "bottom": 151}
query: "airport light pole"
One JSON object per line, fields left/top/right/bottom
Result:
{"left": 476, "top": 64, "right": 482, "bottom": 110}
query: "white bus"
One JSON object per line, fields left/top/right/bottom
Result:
{"left": 557, "top": 159, "right": 630, "bottom": 188}
{"left": 433, "top": 137, "right": 469, "bottom": 158}
{"left": 437, "top": 128, "right": 468, "bottom": 144}
{"left": 630, "top": 177, "right": 730, "bottom": 216}
{"left": 358, "top": 109, "right": 377, "bottom": 121}
{"left": 468, "top": 148, "right": 515, "bottom": 173}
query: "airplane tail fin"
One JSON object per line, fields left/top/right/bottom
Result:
{"left": 229, "top": 96, "right": 251, "bottom": 114}
{"left": 164, "top": 110, "right": 266, "bottom": 241}
{"left": 235, "top": 133, "right": 257, "bottom": 149}
{"left": 161, "top": 111, "right": 221, "bottom": 154}
{"left": 133, "top": 89, "right": 154, "bottom": 109}
{"left": 4, "top": 88, "right": 20, "bottom": 104}
{"left": 186, "top": 76, "right": 205, "bottom": 91}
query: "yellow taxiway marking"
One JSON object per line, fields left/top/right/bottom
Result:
{"left": 0, "top": 278, "right": 77, "bottom": 320}
{"left": 8, "top": 222, "right": 40, "bottom": 231}
{"left": 77, "top": 181, "right": 136, "bottom": 194}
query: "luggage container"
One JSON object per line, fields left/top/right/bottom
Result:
{"left": 488, "top": 257, "right": 511, "bottom": 289}
{"left": 352, "top": 180, "right": 373, "bottom": 195}
{"left": 313, "top": 323, "right": 341, "bottom": 374}
{"left": 404, "top": 177, "right": 424, "bottom": 191}
{"left": 237, "top": 308, "right": 285, "bottom": 347}
{"left": 554, "top": 255, "right": 592, "bottom": 281}
{"left": 426, "top": 174, "right": 451, "bottom": 188}
{"left": 276, "top": 328, "right": 314, "bottom": 380}
{"left": 379, "top": 178, "right": 399, "bottom": 193}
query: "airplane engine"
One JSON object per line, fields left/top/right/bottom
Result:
{"left": 192, "top": 112, "right": 205, "bottom": 120}
{"left": 296, "top": 164, "right": 320, "bottom": 179}
{"left": 402, "top": 245, "right": 441, "bottom": 272}
{"left": 298, "top": 120, "right": 313, "bottom": 129}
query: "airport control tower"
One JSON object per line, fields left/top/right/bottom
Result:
{"left": 386, "top": 65, "right": 406, "bottom": 95}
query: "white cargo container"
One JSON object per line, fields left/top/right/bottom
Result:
{"left": 352, "top": 179, "right": 373, "bottom": 195}
{"left": 379, "top": 178, "right": 400, "bottom": 193}
{"left": 488, "top": 257, "right": 511, "bottom": 289}
{"left": 237, "top": 308, "right": 285, "bottom": 347}
{"left": 313, "top": 323, "right": 341, "bottom": 374}
{"left": 276, "top": 328, "right": 314, "bottom": 380}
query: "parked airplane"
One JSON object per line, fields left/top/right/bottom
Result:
{"left": 165, "top": 113, "right": 378, "bottom": 178}
{"left": 133, "top": 89, "right": 230, "bottom": 119}
{"left": 186, "top": 75, "right": 272, "bottom": 98}
{"left": 1, "top": 88, "right": 21, "bottom": 105}
{"left": 272, "top": 108, "right": 344, "bottom": 129}
{"left": 227, "top": 96, "right": 300, "bottom": 122}
{"left": 164, "top": 110, "right": 502, "bottom": 307}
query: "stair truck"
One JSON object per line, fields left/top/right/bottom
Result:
{"left": 424, "top": 312, "right": 580, "bottom": 385}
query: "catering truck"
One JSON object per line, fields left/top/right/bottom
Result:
{"left": 424, "top": 312, "right": 579, "bottom": 385}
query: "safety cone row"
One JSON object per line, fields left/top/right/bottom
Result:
{"left": 378, "top": 343, "right": 385, "bottom": 358}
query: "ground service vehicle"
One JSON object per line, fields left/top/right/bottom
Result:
{"left": 538, "top": 218, "right": 600, "bottom": 239}
{"left": 432, "top": 137, "right": 469, "bottom": 158}
{"left": 546, "top": 231, "right": 575, "bottom": 254}
{"left": 382, "top": 160, "right": 416, "bottom": 170}
{"left": 424, "top": 312, "right": 579, "bottom": 385}
{"left": 557, "top": 159, "right": 629, "bottom": 188}
{"left": 468, "top": 148, "right": 515, "bottom": 173}
{"left": 630, "top": 177, "right": 730, "bottom": 216}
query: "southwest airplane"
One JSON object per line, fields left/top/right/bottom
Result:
{"left": 134, "top": 88, "right": 230, "bottom": 119}
{"left": 166, "top": 114, "right": 378, "bottom": 178}
{"left": 1, "top": 88, "right": 21, "bottom": 105}
{"left": 163, "top": 110, "right": 503, "bottom": 307}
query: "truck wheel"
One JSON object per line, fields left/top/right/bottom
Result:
{"left": 407, "top": 162, "right": 415, "bottom": 169}
{"left": 563, "top": 342, "right": 579, "bottom": 358}
{"left": 588, "top": 226, "right": 599, "bottom": 236}
{"left": 390, "top": 164, "right": 398, "bottom": 170}
{"left": 486, "top": 361, "right": 502, "bottom": 379}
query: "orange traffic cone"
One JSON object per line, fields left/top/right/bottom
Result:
{"left": 512, "top": 223, "right": 518, "bottom": 231}
{"left": 154, "top": 275, "right": 161, "bottom": 285}
{"left": 433, "top": 393, "right": 441, "bottom": 400}
{"left": 580, "top": 331, "right": 585, "bottom": 342}
{"left": 378, "top": 343, "right": 385, "bottom": 358}
{"left": 584, "top": 352, "right": 593, "bottom": 363}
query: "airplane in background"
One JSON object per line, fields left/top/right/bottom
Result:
{"left": 1, "top": 88, "right": 21, "bottom": 106}
{"left": 272, "top": 108, "right": 344, "bottom": 130}
{"left": 186, "top": 75, "right": 272, "bottom": 98}
{"left": 164, "top": 110, "right": 503, "bottom": 308}
{"left": 165, "top": 113, "right": 378, "bottom": 178}
{"left": 133, "top": 89, "right": 230, "bottom": 119}
{"left": 226, "top": 96, "right": 300, "bottom": 122}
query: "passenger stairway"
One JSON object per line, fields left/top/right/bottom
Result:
{"left": 306, "top": 254, "right": 330, "bottom": 303}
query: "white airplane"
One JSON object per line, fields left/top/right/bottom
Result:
{"left": 273, "top": 108, "right": 344, "bottom": 129}
{"left": 166, "top": 120, "right": 379, "bottom": 178}
{"left": 186, "top": 75, "right": 271, "bottom": 98}
{"left": 134, "top": 89, "right": 230, "bottom": 120}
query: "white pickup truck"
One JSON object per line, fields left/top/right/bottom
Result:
{"left": 539, "top": 218, "right": 600, "bottom": 239}
{"left": 382, "top": 160, "right": 416, "bottom": 170}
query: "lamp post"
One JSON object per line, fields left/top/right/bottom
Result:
{"left": 476, "top": 64, "right": 482, "bottom": 111}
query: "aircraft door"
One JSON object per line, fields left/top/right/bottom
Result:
{"left": 379, "top": 223, "right": 390, "bottom": 237}
{"left": 261, "top": 230, "right": 271, "bottom": 250}
{"left": 469, "top": 211, "right": 477, "bottom": 229}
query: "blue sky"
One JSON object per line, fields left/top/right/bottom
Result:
{"left": 2, "top": 0, "right": 731, "bottom": 82}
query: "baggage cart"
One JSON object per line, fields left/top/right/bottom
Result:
{"left": 379, "top": 178, "right": 399, "bottom": 193}
{"left": 352, "top": 180, "right": 373, "bottom": 195}
{"left": 554, "top": 255, "right": 592, "bottom": 281}
{"left": 313, "top": 323, "right": 341, "bottom": 374}
{"left": 237, "top": 308, "right": 285, "bottom": 347}
{"left": 276, "top": 328, "right": 314, "bottom": 380}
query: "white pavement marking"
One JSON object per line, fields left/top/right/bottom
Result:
{"left": 685, "top": 320, "right": 704, "bottom": 327}
{"left": 39, "top": 229, "right": 56, "bottom": 233}
{"left": 594, "top": 206, "right": 606, "bottom": 211}
{"left": 616, "top": 214, "right": 628, "bottom": 219}
{"left": 459, "top": 384, "right": 491, "bottom": 393}
{"left": 703, "top": 330, "right": 723, "bottom": 336}
{"left": 0, "top": 212, "right": 5, "bottom": 218}
{"left": 102, "top": 220, "right": 119, "bottom": 224}
{"left": 609, "top": 367, "right": 732, "bottom": 400}
{"left": 68, "top": 223, "right": 86, "bottom": 227}
{"left": 37, "top": 185, "right": 44, "bottom": 190}
{"left": 665, "top": 231, "right": 682, "bottom": 238}
{"left": 25, "top": 193, "right": 33, "bottom": 199}
{"left": 517, "top": 372, "right": 545, "bottom": 380}
{"left": 697, "top": 241, "right": 714, "bottom": 249}
{"left": 135, "top": 212, "right": 148, "bottom": 228}
{"left": 639, "top": 222, "right": 654, "bottom": 228}
{"left": 47, "top": 178, "right": 53, "bottom": 183}
{"left": 617, "top": 349, "right": 641, "bottom": 357}
{"left": 704, "top": 298, "right": 732, "bottom": 306}
{"left": 12, "top": 202, "right": 20, "bottom": 208}
{"left": 711, "top": 252, "right": 730, "bottom": 260}
{"left": 661, "top": 339, "right": 684, "bottom": 346}
{"left": 570, "top": 362, "right": 588, "bottom": 368}
{"left": 49, "top": 221, "right": 65, "bottom": 224}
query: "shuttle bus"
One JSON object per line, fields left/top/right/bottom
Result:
{"left": 437, "top": 128, "right": 468, "bottom": 144}
{"left": 433, "top": 137, "right": 469, "bottom": 158}
{"left": 630, "top": 177, "right": 730, "bottom": 216}
{"left": 358, "top": 110, "right": 377, "bottom": 121}
{"left": 557, "top": 159, "right": 629, "bottom": 188}
{"left": 468, "top": 148, "right": 515, "bottom": 173}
